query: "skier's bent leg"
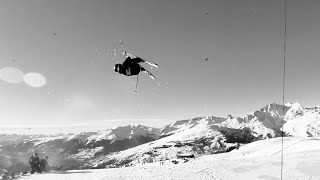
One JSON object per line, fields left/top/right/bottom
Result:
{"left": 36, "top": 166, "right": 42, "bottom": 173}
{"left": 30, "top": 168, "right": 35, "bottom": 174}
{"left": 131, "top": 57, "right": 145, "bottom": 64}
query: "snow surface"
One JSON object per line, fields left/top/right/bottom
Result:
{"left": 283, "top": 103, "right": 320, "bottom": 137}
{"left": 18, "top": 137, "right": 320, "bottom": 180}
{"left": 86, "top": 125, "right": 159, "bottom": 143}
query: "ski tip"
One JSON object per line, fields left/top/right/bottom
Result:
{"left": 147, "top": 62, "right": 158, "bottom": 68}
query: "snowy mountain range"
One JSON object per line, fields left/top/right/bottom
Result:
{"left": 87, "top": 102, "right": 320, "bottom": 168}
{"left": 0, "top": 102, "right": 319, "bottom": 174}
{"left": 0, "top": 125, "right": 159, "bottom": 172}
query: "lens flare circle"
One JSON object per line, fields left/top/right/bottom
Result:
{"left": 24, "top": 72, "right": 46, "bottom": 88}
{"left": 0, "top": 67, "right": 24, "bottom": 84}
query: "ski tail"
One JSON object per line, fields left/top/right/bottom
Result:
{"left": 149, "top": 73, "right": 155, "bottom": 79}
{"left": 144, "top": 70, "right": 155, "bottom": 79}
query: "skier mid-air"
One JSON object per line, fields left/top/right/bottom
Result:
{"left": 113, "top": 42, "right": 158, "bottom": 92}
{"left": 114, "top": 50, "right": 158, "bottom": 79}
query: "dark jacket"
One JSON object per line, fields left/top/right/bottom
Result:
{"left": 29, "top": 156, "right": 40, "bottom": 167}
{"left": 40, "top": 159, "right": 49, "bottom": 172}
{"left": 120, "top": 57, "right": 144, "bottom": 76}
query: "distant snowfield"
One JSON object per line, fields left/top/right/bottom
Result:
{"left": 18, "top": 137, "right": 320, "bottom": 180}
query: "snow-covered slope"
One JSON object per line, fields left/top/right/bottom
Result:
{"left": 158, "top": 103, "right": 295, "bottom": 142}
{"left": 158, "top": 116, "right": 226, "bottom": 137}
{"left": 90, "top": 117, "right": 254, "bottom": 168}
{"left": 18, "top": 137, "right": 320, "bottom": 180}
{"left": 219, "top": 102, "right": 320, "bottom": 138}
{"left": 283, "top": 103, "right": 320, "bottom": 137}
{"left": 221, "top": 103, "right": 291, "bottom": 138}
{"left": 87, "top": 125, "right": 158, "bottom": 143}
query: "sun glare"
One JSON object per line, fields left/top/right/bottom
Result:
{"left": 0, "top": 67, "right": 24, "bottom": 84}
{"left": 23, "top": 72, "right": 47, "bottom": 88}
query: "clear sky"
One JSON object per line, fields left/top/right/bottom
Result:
{"left": 1, "top": 0, "right": 320, "bottom": 129}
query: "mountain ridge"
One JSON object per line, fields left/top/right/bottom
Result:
{"left": 1, "top": 102, "right": 320, "bottom": 173}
